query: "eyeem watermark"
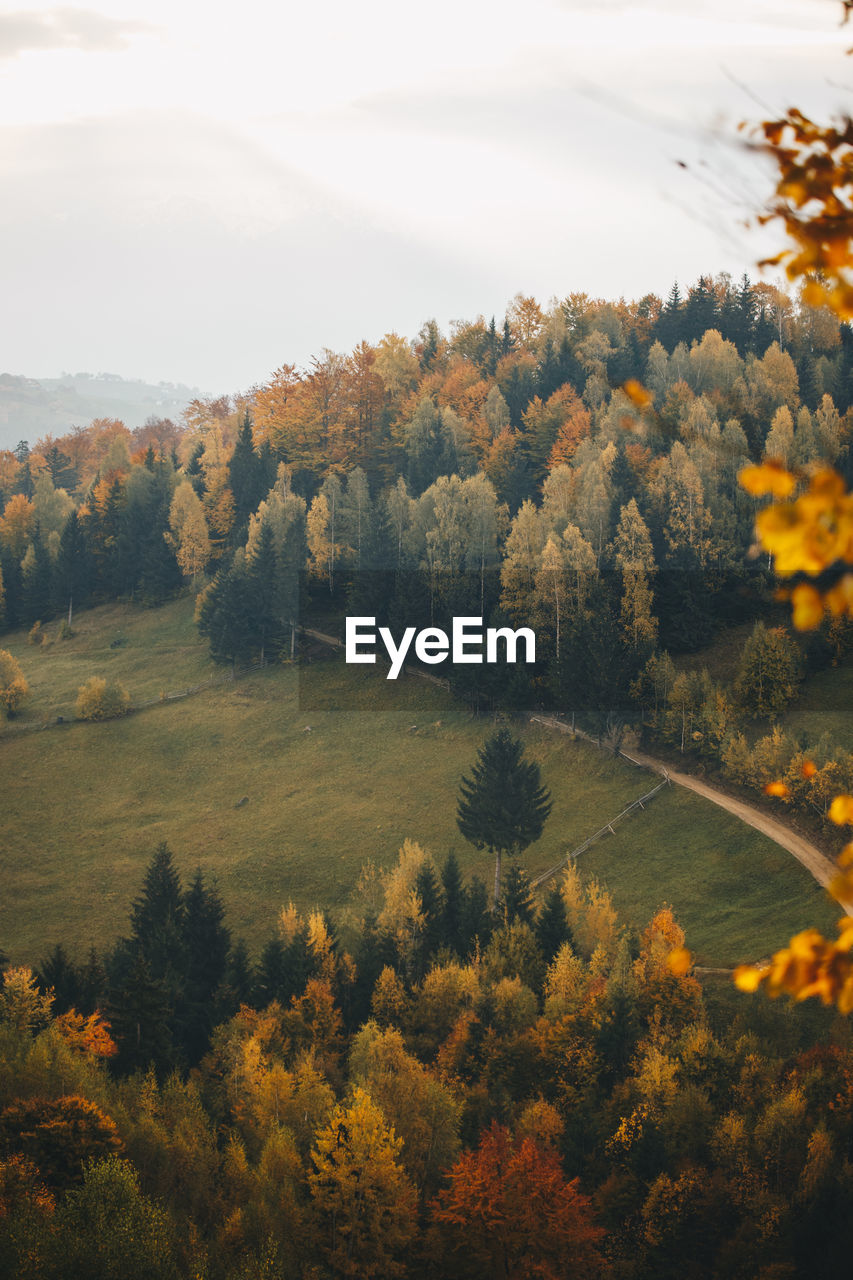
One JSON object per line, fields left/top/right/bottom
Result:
{"left": 345, "top": 616, "right": 536, "bottom": 680}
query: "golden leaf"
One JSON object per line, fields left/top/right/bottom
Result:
{"left": 829, "top": 795, "right": 853, "bottom": 826}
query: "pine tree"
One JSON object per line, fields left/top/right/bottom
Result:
{"left": 129, "top": 843, "right": 186, "bottom": 987}
{"left": 197, "top": 557, "right": 256, "bottom": 668}
{"left": 37, "top": 943, "right": 80, "bottom": 1015}
{"left": 228, "top": 410, "right": 266, "bottom": 540}
{"left": 179, "top": 870, "right": 230, "bottom": 1063}
{"left": 457, "top": 730, "right": 552, "bottom": 909}
{"left": 460, "top": 875, "right": 494, "bottom": 950}
{"left": 55, "top": 508, "right": 93, "bottom": 626}
{"left": 412, "top": 864, "right": 444, "bottom": 980}
{"left": 20, "top": 526, "right": 54, "bottom": 626}
{"left": 246, "top": 518, "right": 280, "bottom": 665}
{"left": 440, "top": 852, "right": 465, "bottom": 955}
{"left": 656, "top": 282, "right": 684, "bottom": 351}
{"left": 501, "top": 864, "right": 535, "bottom": 926}
{"left": 223, "top": 938, "right": 254, "bottom": 1011}
{"left": 106, "top": 955, "right": 174, "bottom": 1075}
{"left": 535, "top": 884, "right": 573, "bottom": 963}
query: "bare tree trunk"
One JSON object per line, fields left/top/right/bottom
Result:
{"left": 493, "top": 848, "right": 502, "bottom": 910}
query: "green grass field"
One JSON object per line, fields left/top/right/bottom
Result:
{"left": 781, "top": 663, "right": 853, "bottom": 753}
{"left": 0, "top": 598, "right": 839, "bottom": 968}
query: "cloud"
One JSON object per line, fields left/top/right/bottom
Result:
{"left": 0, "top": 111, "right": 502, "bottom": 389}
{"left": 0, "top": 8, "right": 151, "bottom": 59}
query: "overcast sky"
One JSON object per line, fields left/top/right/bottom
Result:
{"left": 0, "top": 0, "right": 851, "bottom": 395}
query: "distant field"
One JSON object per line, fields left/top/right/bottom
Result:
{"left": 781, "top": 663, "right": 853, "bottom": 753}
{"left": 0, "top": 599, "right": 838, "bottom": 968}
{"left": 0, "top": 597, "right": 217, "bottom": 726}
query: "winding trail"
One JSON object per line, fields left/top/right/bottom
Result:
{"left": 529, "top": 714, "right": 852, "bottom": 914}
{"left": 283, "top": 630, "right": 851, "bottom": 912}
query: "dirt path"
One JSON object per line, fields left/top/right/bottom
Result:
{"left": 530, "top": 714, "right": 852, "bottom": 913}
{"left": 292, "top": 636, "right": 849, "bottom": 912}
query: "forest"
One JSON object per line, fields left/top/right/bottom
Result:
{"left": 2, "top": 275, "right": 852, "bottom": 812}
{"left": 1, "top": 272, "right": 853, "bottom": 1278}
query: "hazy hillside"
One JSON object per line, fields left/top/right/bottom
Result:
{"left": 0, "top": 372, "right": 203, "bottom": 450}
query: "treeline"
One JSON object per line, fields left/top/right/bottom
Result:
{"left": 1, "top": 274, "right": 852, "bottom": 639}
{"left": 0, "top": 841, "right": 850, "bottom": 1278}
{"left": 1, "top": 276, "right": 852, "bottom": 753}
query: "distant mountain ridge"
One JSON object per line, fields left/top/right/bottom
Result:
{"left": 0, "top": 371, "right": 204, "bottom": 451}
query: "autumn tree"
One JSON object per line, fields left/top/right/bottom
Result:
{"left": 166, "top": 481, "right": 211, "bottom": 583}
{"left": 348, "top": 1021, "right": 461, "bottom": 1195}
{"left": 0, "top": 651, "right": 29, "bottom": 718}
{"left": 75, "top": 677, "right": 131, "bottom": 721}
{"left": 308, "top": 1086, "right": 417, "bottom": 1278}
{"left": 457, "top": 729, "right": 552, "bottom": 909}
{"left": 0, "top": 1097, "right": 122, "bottom": 1190}
{"left": 431, "top": 1123, "right": 603, "bottom": 1280}
{"left": 733, "top": 621, "right": 802, "bottom": 719}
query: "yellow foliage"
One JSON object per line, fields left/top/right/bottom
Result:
{"left": 543, "top": 943, "right": 587, "bottom": 1018}
{"left": 377, "top": 839, "right": 430, "bottom": 943}
{"left": 0, "top": 649, "right": 30, "bottom": 717}
{"left": 750, "top": 109, "right": 853, "bottom": 317}
{"left": 75, "top": 676, "right": 132, "bottom": 721}
{"left": 829, "top": 794, "right": 853, "bottom": 825}
{"left": 735, "top": 919, "right": 853, "bottom": 1013}
{"left": 734, "top": 105, "right": 853, "bottom": 1008}
{"left": 515, "top": 1097, "right": 564, "bottom": 1149}
{"left": 371, "top": 966, "right": 408, "bottom": 1028}
{"left": 739, "top": 459, "right": 798, "bottom": 499}
{"left": 278, "top": 901, "right": 303, "bottom": 945}
{"left": 308, "top": 1086, "right": 417, "bottom": 1277}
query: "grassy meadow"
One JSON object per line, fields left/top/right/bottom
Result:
{"left": 0, "top": 598, "right": 839, "bottom": 967}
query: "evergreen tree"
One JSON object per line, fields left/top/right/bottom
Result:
{"left": 228, "top": 410, "right": 266, "bottom": 539}
{"left": 656, "top": 282, "right": 684, "bottom": 351}
{"left": 37, "top": 943, "right": 80, "bottom": 1015}
{"left": 255, "top": 928, "right": 315, "bottom": 1008}
{"left": 223, "top": 938, "right": 255, "bottom": 1012}
{"left": 106, "top": 955, "right": 174, "bottom": 1075}
{"left": 197, "top": 557, "right": 256, "bottom": 668}
{"left": 439, "top": 852, "right": 465, "bottom": 955}
{"left": 179, "top": 870, "right": 231, "bottom": 1063}
{"left": 535, "top": 884, "right": 573, "bottom": 963}
{"left": 55, "top": 508, "right": 93, "bottom": 626}
{"left": 138, "top": 496, "right": 182, "bottom": 605}
{"left": 128, "top": 843, "right": 186, "bottom": 988}
{"left": 245, "top": 518, "right": 281, "bottom": 665}
{"left": 682, "top": 275, "right": 718, "bottom": 344}
{"left": 20, "top": 526, "right": 54, "bottom": 626}
{"left": 411, "top": 864, "right": 444, "bottom": 980}
{"left": 457, "top": 730, "right": 552, "bottom": 909}
{"left": 501, "top": 864, "right": 535, "bottom": 926}
{"left": 78, "top": 946, "right": 107, "bottom": 1015}
{"left": 460, "top": 875, "right": 494, "bottom": 952}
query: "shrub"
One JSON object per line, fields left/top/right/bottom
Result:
{"left": 27, "top": 621, "right": 42, "bottom": 646}
{"left": 0, "top": 650, "right": 30, "bottom": 717}
{"left": 75, "top": 676, "right": 132, "bottom": 722}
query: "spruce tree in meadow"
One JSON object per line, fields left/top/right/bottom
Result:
{"left": 457, "top": 729, "right": 552, "bottom": 910}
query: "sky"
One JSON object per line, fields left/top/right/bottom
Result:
{"left": 0, "top": 0, "right": 851, "bottom": 395}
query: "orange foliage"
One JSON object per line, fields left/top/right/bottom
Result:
{"left": 0, "top": 451, "right": 20, "bottom": 493}
{"left": 750, "top": 109, "right": 853, "bottom": 318}
{"left": 0, "top": 1096, "right": 122, "bottom": 1189}
{"left": 0, "top": 1154, "right": 55, "bottom": 1218}
{"left": 53, "top": 1009, "right": 117, "bottom": 1059}
{"left": 431, "top": 1122, "right": 604, "bottom": 1280}
{"left": 0, "top": 494, "right": 35, "bottom": 557}
{"left": 435, "top": 362, "right": 491, "bottom": 423}
{"left": 547, "top": 402, "right": 592, "bottom": 469}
